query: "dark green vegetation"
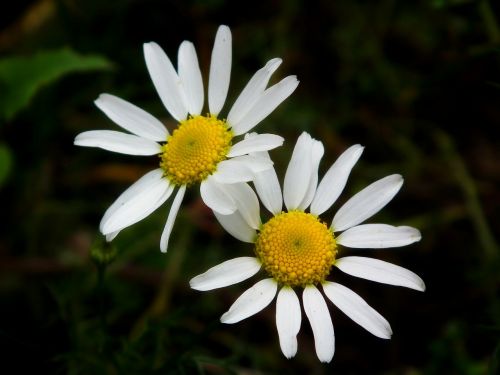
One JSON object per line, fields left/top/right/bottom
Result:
{"left": 0, "top": 0, "right": 499, "bottom": 373}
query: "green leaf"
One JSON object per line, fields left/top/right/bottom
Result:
{"left": 0, "top": 143, "right": 12, "bottom": 187}
{"left": 0, "top": 48, "right": 113, "bottom": 120}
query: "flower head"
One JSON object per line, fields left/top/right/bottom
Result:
{"left": 74, "top": 25, "right": 298, "bottom": 251}
{"left": 190, "top": 132, "right": 425, "bottom": 362}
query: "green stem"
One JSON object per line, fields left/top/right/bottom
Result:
{"left": 130, "top": 217, "right": 191, "bottom": 341}
{"left": 435, "top": 130, "right": 499, "bottom": 259}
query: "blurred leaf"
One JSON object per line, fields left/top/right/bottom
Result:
{"left": 0, "top": 143, "right": 12, "bottom": 187}
{"left": 0, "top": 48, "right": 113, "bottom": 120}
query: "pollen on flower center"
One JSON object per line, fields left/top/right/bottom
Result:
{"left": 160, "top": 115, "right": 233, "bottom": 186}
{"left": 255, "top": 211, "right": 337, "bottom": 287}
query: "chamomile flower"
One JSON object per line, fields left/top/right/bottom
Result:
{"left": 74, "top": 25, "right": 298, "bottom": 252}
{"left": 190, "top": 132, "right": 425, "bottom": 362}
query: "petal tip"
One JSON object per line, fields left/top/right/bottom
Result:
{"left": 179, "top": 40, "right": 193, "bottom": 48}
{"left": 94, "top": 93, "right": 107, "bottom": 104}
{"left": 220, "top": 313, "right": 232, "bottom": 324}
{"left": 353, "top": 144, "right": 365, "bottom": 153}
{"left": 266, "top": 57, "right": 282, "bottom": 70}
{"left": 188, "top": 278, "right": 199, "bottom": 290}
{"left": 218, "top": 24, "right": 231, "bottom": 33}
{"left": 412, "top": 229, "right": 423, "bottom": 242}
{"left": 418, "top": 281, "right": 426, "bottom": 292}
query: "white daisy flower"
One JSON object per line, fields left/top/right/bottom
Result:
{"left": 190, "top": 132, "right": 425, "bottom": 363}
{"left": 74, "top": 25, "right": 299, "bottom": 252}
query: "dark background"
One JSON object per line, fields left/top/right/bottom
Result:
{"left": 0, "top": 0, "right": 499, "bottom": 374}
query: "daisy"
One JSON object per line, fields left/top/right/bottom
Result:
{"left": 190, "top": 132, "right": 425, "bottom": 363}
{"left": 74, "top": 25, "right": 298, "bottom": 251}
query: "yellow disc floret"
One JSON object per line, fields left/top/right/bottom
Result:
{"left": 160, "top": 115, "right": 232, "bottom": 186}
{"left": 255, "top": 211, "right": 337, "bottom": 287}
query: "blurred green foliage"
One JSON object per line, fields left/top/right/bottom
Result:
{"left": 0, "top": 142, "right": 12, "bottom": 186}
{"left": 0, "top": 48, "right": 112, "bottom": 120}
{"left": 0, "top": 0, "right": 499, "bottom": 374}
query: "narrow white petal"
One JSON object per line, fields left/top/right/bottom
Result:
{"left": 283, "top": 132, "right": 313, "bottom": 210}
{"left": 212, "top": 159, "right": 254, "bottom": 184}
{"left": 190, "top": 257, "right": 261, "bottom": 291}
{"left": 276, "top": 287, "right": 301, "bottom": 359}
{"left": 160, "top": 185, "right": 186, "bottom": 253}
{"left": 303, "top": 285, "right": 335, "bottom": 363}
{"left": 231, "top": 75, "right": 299, "bottom": 136}
{"left": 298, "top": 139, "right": 324, "bottom": 210}
{"left": 335, "top": 256, "right": 426, "bottom": 291}
{"left": 199, "top": 177, "right": 236, "bottom": 215}
{"left": 252, "top": 151, "right": 282, "bottom": 215}
{"left": 222, "top": 183, "right": 261, "bottom": 230}
{"left": 228, "top": 134, "right": 284, "bottom": 157}
{"left": 332, "top": 174, "right": 404, "bottom": 232}
{"left": 214, "top": 210, "right": 256, "bottom": 243}
{"left": 143, "top": 42, "right": 188, "bottom": 121}
{"left": 99, "top": 169, "right": 165, "bottom": 231}
{"left": 178, "top": 41, "right": 204, "bottom": 115}
{"left": 311, "top": 144, "right": 364, "bottom": 216}
{"left": 101, "top": 177, "right": 174, "bottom": 234}
{"left": 208, "top": 25, "right": 232, "bottom": 115}
{"left": 323, "top": 282, "right": 392, "bottom": 339}
{"left": 95, "top": 94, "right": 168, "bottom": 141}
{"left": 221, "top": 278, "right": 277, "bottom": 324}
{"left": 336, "top": 224, "right": 422, "bottom": 248}
{"left": 227, "top": 58, "right": 282, "bottom": 126}
{"left": 74, "top": 130, "right": 161, "bottom": 156}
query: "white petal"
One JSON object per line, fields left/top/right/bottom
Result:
{"left": 99, "top": 169, "right": 165, "bottom": 231}
{"left": 283, "top": 132, "right": 313, "bottom": 210}
{"left": 231, "top": 75, "right": 299, "bottom": 136}
{"left": 143, "top": 42, "right": 188, "bottom": 121}
{"left": 160, "top": 185, "right": 186, "bottom": 253}
{"left": 74, "top": 130, "right": 161, "bottom": 155}
{"left": 311, "top": 144, "right": 364, "bottom": 216}
{"left": 200, "top": 177, "right": 237, "bottom": 215}
{"left": 222, "top": 183, "right": 261, "bottom": 230}
{"left": 101, "top": 176, "right": 174, "bottom": 235}
{"left": 208, "top": 25, "right": 232, "bottom": 115}
{"left": 322, "top": 282, "right": 392, "bottom": 339}
{"left": 214, "top": 210, "right": 256, "bottom": 243}
{"left": 228, "top": 134, "right": 284, "bottom": 157}
{"left": 230, "top": 154, "right": 273, "bottom": 173}
{"left": 252, "top": 151, "right": 282, "bottom": 215}
{"left": 303, "top": 285, "right": 335, "bottom": 363}
{"left": 336, "top": 224, "right": 422, "bottom": 248}
{"left": 105, "top": 231, "right": 120, "bottom": 242}
{"left": 212, "top": 159, "right": 254, "bottom": 184}
{"left": 94, "top": 94, "right": 168, "bottom": 142}
{"left": 276, "top": 287, "right": 301, "bottom": 359}
{"left": 190, "top": 257, "right": 261, "bottom": 291}
{"left": 227, "top": 58, "right": 282, "bottom": 126}
{"left": 335, "top": 256, "right": 426, "bottom": 291}
{"left": 332, "top": 174, "right": 404, "bottom": 232}
{"left": 221, "top": 278, "right": 277, "bottom": 324}
{"left": 298, "top": 139, "right": 324, "bottom": 210}
{"left": 178, "top": 41, "right": 204, "bottom": 115}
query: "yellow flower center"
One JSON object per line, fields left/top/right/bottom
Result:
{"left": 255, "top": 211, "right": 337, "bottom": 287}
{"left": 160, "top": 115, "right": 233, "bottom": 186}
